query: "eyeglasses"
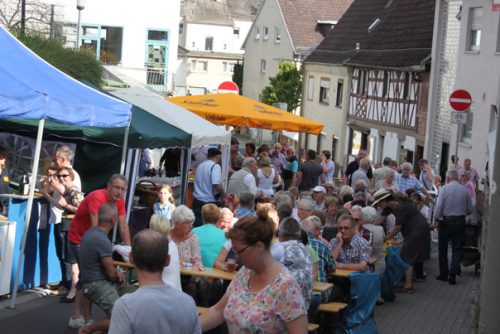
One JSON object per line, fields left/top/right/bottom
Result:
{"left": 233, "top": 244, "right": 253, "bottom": 255}
{"left": 57, "top": 174, "right": 70, "bottom": 179}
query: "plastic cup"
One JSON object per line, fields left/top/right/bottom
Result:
{"left": 226, "top": 259, "right": 236, "bottom": 273}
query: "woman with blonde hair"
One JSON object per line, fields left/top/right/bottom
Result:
{"left": 257, "top": 156, "right": 279, "bottom": 197}
{"left": 149, "top": 214, "right": 182, "bottom": 291}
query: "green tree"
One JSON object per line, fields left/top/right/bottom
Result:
{"left": 232, "top": 61, "right": 244, "bottom": 95}
{"left": 260, "top": 61, "right": 302, "bottom": 112}
{"left": 14, "top": 31, "right": 103, "bottom": 86}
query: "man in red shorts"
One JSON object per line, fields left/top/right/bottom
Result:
{"left": 67, "top": 174, "right": 131, "bottom": 329}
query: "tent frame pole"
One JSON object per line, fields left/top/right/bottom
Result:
{"left": 9, "top": 119, "right": 45, "bottom": 309}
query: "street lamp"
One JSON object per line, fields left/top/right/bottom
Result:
{"left": 75, "top": 0, "right": 85, "bottom": 51}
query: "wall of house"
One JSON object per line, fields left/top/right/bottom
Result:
{"left": 425, "top": 0, "right": 462, "bottom": 174}
{"left": 452, "top": 0, "right": 500, "bottom": 176}
{"left": 242, "top": 0, "right": 295, "bottom": 101}
{"left": 52, "top": 0, "right": 180, "bottom": 89}
{"left": 184, "top": 23, "right": 236, "bottom": 53}
{"left": 184, "top": 56, "right": 241, "bottom": 94}
{"left": 301, "top": 63, "right": 350, "bottom": 167}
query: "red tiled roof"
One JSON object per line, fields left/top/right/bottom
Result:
{"left": 277, "top": 0, "right": 353, "bottom": 53}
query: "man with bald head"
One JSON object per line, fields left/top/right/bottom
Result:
{"left": 109, "top": 229, "right": 201, "bottom": 334}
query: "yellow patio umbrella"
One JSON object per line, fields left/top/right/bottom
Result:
{"left": 167, "top": 93, "right": 324, "bottom": 135}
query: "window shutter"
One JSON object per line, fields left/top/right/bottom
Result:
{"left": 470, "top": 7, "right": 483, "bottom": 30}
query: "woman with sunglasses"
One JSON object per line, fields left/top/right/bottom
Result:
{"left": 201, "top": 210, "right": 308, "bottom": 334}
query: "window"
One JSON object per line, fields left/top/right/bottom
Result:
{"left": 255, "top": 26, "right": 261, "bottom": 39}
{"left": 263, "top": 26, "right": 269, "bottom": 40}
{"left": 179, "top": 23, "right": 184, "bottom": 35}
{"left": 319, "top": 77, "right": 330, "bottom": 104}
{"left": 260, "top": 59, "right": 267, "bottom": 73}
{"left": 403, "top": 72, "right": 411, "bottom": 98}
{"left": 382, "top": 71, "right": 389, "bottom": 97}
{"left": 307, "top": 75, "right": 314, "bottom": 100}
{"left": 205, "top": 37, "right": 213, "bottom": 51}
{"left": 233, "top": 27, "right": 240, "bottom": 36}
{"left": 222, "top": 62, "right": 235, "bottom": 73}
{"left": 81, "top": 25, "right": 123, "bottom": 65}
{"left": 275, "top": 27, "right": 281, "bottom": 43}
{"left": 192, "top": 60, "right": 208, "bottom": 72}
{"left": 357, "top": 70, "right": 368, "bottom": 95}
{"left": 146, "top": 29, "right": 169, "bottom": 85}
{"left": 336, "top": 80, "right": 344, "bottom": 107}
{"left": 461, "top": 111, "right": 473, "bottom": 143}
{"left": 148, "top": 30, "right": 168, "bottom": 41}
{"left": 467, "top": 7, "right": 483, "bottom": 51}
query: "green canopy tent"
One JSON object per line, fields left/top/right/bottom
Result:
{"left": 0, "top": 103, "right": 191, "bottom": 192}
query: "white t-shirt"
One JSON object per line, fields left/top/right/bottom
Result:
{"left": 193, "top": 160, "right": 222, "bottom": 203}
{"left": 257, "top": 168, "right": 276, "bottom": 197}
{"left": 162, "top": 240, "right": 182, "bottom": 291}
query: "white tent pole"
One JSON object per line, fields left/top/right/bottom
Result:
{"left": 9, "top": 119, "right": 45, "bottom": 309}
{"left": 120, "top": 126, "right": 130, "bottom": 174}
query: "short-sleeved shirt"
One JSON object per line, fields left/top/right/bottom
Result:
{"left": 193, "top": 160, "right": 222, "bottom": 203}
{"left": 345, "top": 160, "right": 373, "bottom": 185}
{"left": 278, "top": 241, "right": 313, "bottom": 307}
{"left": 153, "top": 202, "right": 175, "bottom": 220}
{"left": 330, "top": 234, "right": 370, "bottom": 264}
{"left": 298, "top": 161, "right": 323, "bottom": 191}
{"left": 324, "top": 160, "right": 335, "bottom": 182}
{"left": 176, "top": 233, "right": 202, "bottom": 267}
{"left": 109, "top": 285, "right": 201, "bottom": 334}
{"left": 68, "top": 189, "right": 126, "bottom": 245}
{"left": 224, "top": 266, "right": 306, "bottom": 333}
{"left": 307, "top": 235, "right": 335, "bottom": 282}
{"left": 394, "top": 173, "right": 423, "bottom": 193}
{"left": 192, "top": 224, "right": 226, "bottom": 267}
{"left": 79, "top": 227, "right": 112, "bottom": 284}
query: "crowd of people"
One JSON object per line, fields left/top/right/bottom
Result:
{"left": 33, "top": 142, "right": 481, "bottom": 333}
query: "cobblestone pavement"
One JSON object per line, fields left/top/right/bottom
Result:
{"left": 375, "top": 245, "right": 480, "bottom": 334}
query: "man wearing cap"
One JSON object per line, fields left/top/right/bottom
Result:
{"left": 434, "top": 169, "right": 473, "bottom": 285}
{"left": 417, "top": 159, "right": 435, "bottom": 192}
{"left": 193, "top": 148, "right": 226, "bottom": 227}
{"left": 311, "top": 186, "right": 327, "bottom": 211}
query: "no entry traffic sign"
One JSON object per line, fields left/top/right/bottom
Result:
{"left": 217, "top": 81, "right": 240, "bottom": 94}
{"left": 449, "top": 89, "right": 472, "bottom": 112}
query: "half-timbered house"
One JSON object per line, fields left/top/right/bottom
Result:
{"left": 345, "top": 0, "right": 435, "bottom": 165}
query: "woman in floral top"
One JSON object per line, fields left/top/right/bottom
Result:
{"left": 170, "top": 205, "right": 202, "bottom": 267}
{"left": 200, "top": 211, "right": 307, "bottom": 334}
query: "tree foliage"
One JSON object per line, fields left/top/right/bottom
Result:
{"left": 260, "top": 61, "right": 302, "bottom": 112}
{"left": 14, "top": 31, "right": 103, "bottom": 86}
{"left": 232, "top": 61, "right": 244, "bottom": 95}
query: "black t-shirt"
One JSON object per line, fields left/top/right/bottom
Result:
{"left": 299, "top": 161, "right": 323, "bottom": 191}
{"left": 345, "top": 160, "right": 373, "bottom": 184}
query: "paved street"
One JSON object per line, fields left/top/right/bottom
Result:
{"left": 375, "top": 246, "right": 479, "bottom": 334}
{"left": 0, "top": 243, "right": 479, "bottom": 334}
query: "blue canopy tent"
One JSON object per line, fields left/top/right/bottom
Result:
{"left": 0, "top": 25, "right": 132, "bottom": 307}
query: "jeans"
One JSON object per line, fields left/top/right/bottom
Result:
{"left": 438, "top": 219, "right": 465, "bottom": 277}
{"left": 192, "top": 198, "right": 218, "bottom": 228}
{"left": 53, "top": 223, "right": 72, "bottom": 290}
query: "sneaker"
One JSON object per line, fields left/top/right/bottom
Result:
{"left": 68, "top": 315, "right": 85, "bottom": 329}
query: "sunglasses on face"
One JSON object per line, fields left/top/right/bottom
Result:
{"left": 57, "top": 174, "right": 70, "bottom": 179}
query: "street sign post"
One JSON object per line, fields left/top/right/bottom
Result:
{"left": 217, "top": 81, "right": 239, "bottom": 94}
{"left": 449, "top": 89, "right": 472, "bottom": 168}
{"left": 449, "top": 89, "right": 472, "bottom": 112}
{"left": 451, "top": 111, "right": 468, "bottom": 124}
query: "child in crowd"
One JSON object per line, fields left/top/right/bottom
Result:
{"left": 153, "top": 183, "right": 176, "bottom": 220}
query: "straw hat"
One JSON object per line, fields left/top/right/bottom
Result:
{"left": 371, "top": 189, "right": 394, "bottom": 206}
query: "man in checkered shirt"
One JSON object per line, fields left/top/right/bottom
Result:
{"left": 330, "top": 214, "right": 370, "bottom": 272}
{"left": 394, "top": 162, "right": 432, "bottom": 199}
